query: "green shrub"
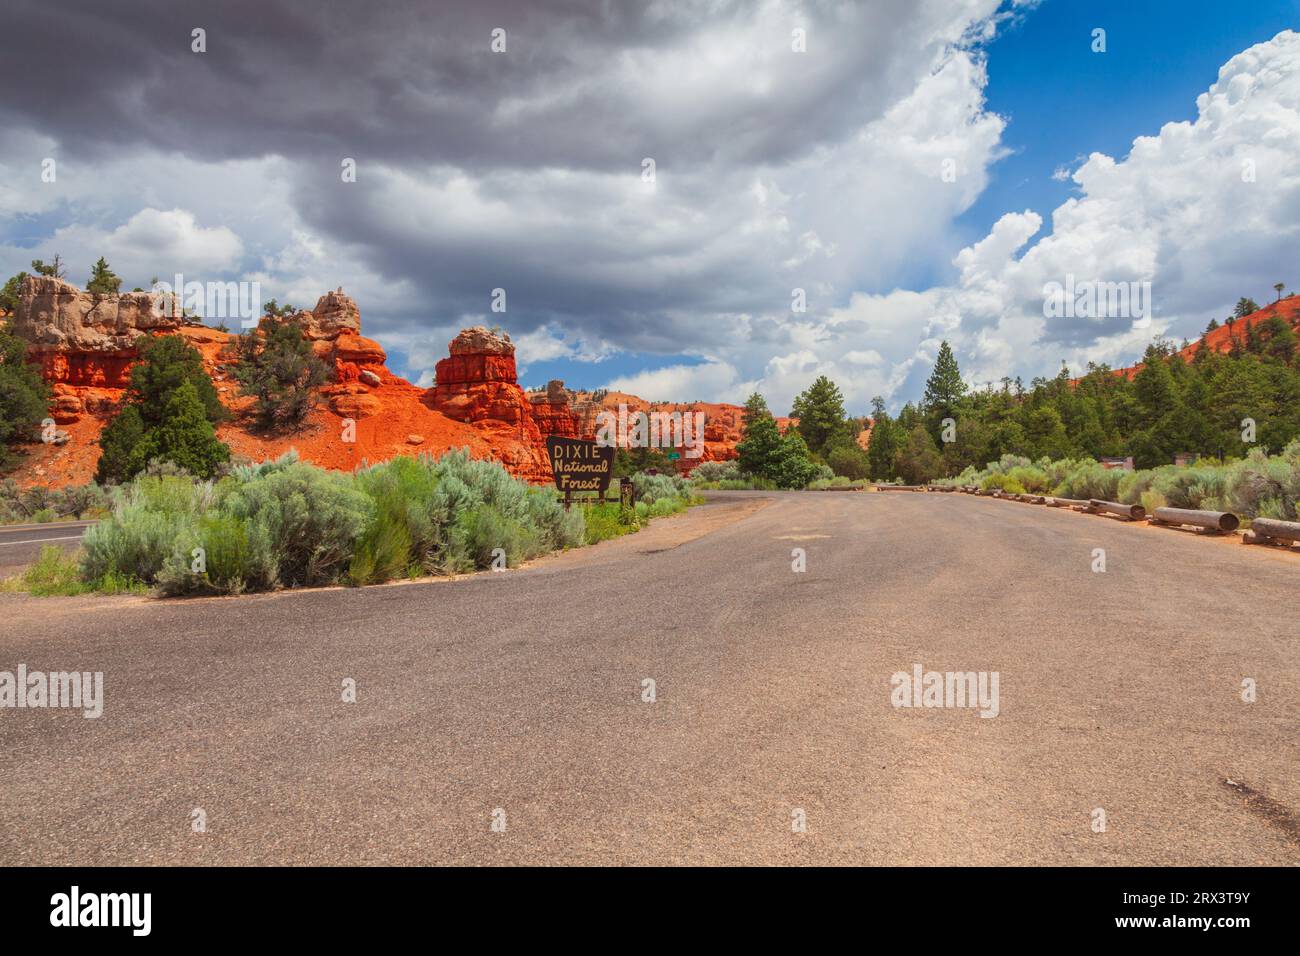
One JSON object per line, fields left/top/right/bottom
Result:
{"left": 3, "top": 546, "right": 92, "bottom": 596}
{"left": 445, "top": 504, "right": 538, "bottom": 572}
{"left": 80, "top": 475, "right": 214, "bottom": 586}
{"left": 635, "top": 496, "right": 690, "bottom": 520}
{"left": 1005, "top": 465, "right": 1050, "bottom": 493}
{"left": 222, "top": 459, "right": 372, "bottom": 588}
{"left": 980, "top": 473, "right": 1026, "bottom": 495}
{"left": 0, "top": 323, "right": 52, "bottom": 470}
{"left": 631, "top": 471, "right": 688, "bottom": 504}
{"left": 1224, "top": 446, "right": 1300, "bottom": 519}
{"left": 826, "top": 443, "right": 871, "bottom": 480}
{"left": 1052, "top": 460, "right": 1123, "bottom": 500}
{"left": 583, "top": 502, "right": 637, "bottom": 544}
{"left": 689, "top": 460, "right": 740, "bottom": 483}
{"left": 694, "top": 476, "right": 777, "bottom": 490}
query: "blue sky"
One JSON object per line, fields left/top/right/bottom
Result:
{"left": 960, "top": 0, "right": 1300, "bottom": 245}
{"left": 518, "top": 0, "right": 1300, "bottom": 397}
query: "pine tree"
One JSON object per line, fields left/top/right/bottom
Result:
{"left": 86, "top": 257, "right": 122, "bottom": 295}
{"left": 94, "top": 405, "right": 148, "bottom": 483}
{"left": 0, "top": 324, "right": 52, "bottom": 469}
{"left": 791, "top": 375, "right": 848, "bottom": 457}
{"left": 922, "top": 340, "right": 967, "bottom": 448}
{"left": 29, "top": 255, "right": 65, "bottom": 279}
{"left": 95, "top": 335, "right": 231, "bottom": 482}
{"left": 893, "top": 424, "right": 943, "bottom": 484}
{"left": 128, "top": 335, "right": 227, "bottom": 426}
{"left": 737, "top": 409, "right": 784, "bottom": 479}
{"left": 235, "top": 319, "right": 330, "bottom": 431}
{"left": 866, "top": 397, "right": 900, "bottom": 480}
{"left": 0, "top": 271, "right": 28, "bottom": 314}
{"left": 740, "top": 392, "right": 770, "bottom": 430}
{"left": 131, "top": 381, "right": 230, "bottom": 478}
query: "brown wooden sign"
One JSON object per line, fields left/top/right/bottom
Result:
{"left": 546, "top": 436, "right": 614, "bottom": 497}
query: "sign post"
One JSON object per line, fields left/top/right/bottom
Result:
{"left": 546, "top": 436, "right": 615, "bottom": 508}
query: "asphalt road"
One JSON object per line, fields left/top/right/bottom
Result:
{"left": 0, "top": 521, "right": 94, "bottom": 577}
{"left": 0, "top": 491, "right": 1295, "bottom": 865}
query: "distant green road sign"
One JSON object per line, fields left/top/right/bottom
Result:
{"left": 668, "top": 452, "right": 681, "bottom": 460}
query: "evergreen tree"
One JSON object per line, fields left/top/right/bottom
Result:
{"left": 129, "top": 381, "right": 230, "bottom": 478}
{"left": 893, "top": 424, "right": 943, "bottom": 484}
{"left": 94, "top": 405, "right": 148, "bottom": 483}
{"left": 0, "top": 324, "right": 52, "bottom": 469}
{"left": 127, "top": 335, "right": 227, "bottom": 426}
{"left": 740, "top": 392, "right": 770, "bottom": 430}
{"left": 925, "top": 343, "right": 967, "bottom": 447}
{"left": 29, "top": 255, "right": 65, "bottom": 279}
{"left": 737, "top": 410, "right": 785, "bottom": 479}
{"left": 866, "top": 397, "right": 900, "bottom": 480}
{"left": 791, "top": 375, "right": 849, "bottom": 458}
{"left": 235, "top": 319, "right": 331, "bottom": 431}
{"left": 736, "top": 392, "right": 819, "bottom": 487}
{"left": 923, "top": 340, "right": 967, "bottom": 422}
{"left": 95, "top": 335, "right": 231, "bottom": 482}
{"left": 86, "top": 257, "right": 122, "bottom": 295}
{"left": 0, "top": 271, "right": 28, "bottom": 314}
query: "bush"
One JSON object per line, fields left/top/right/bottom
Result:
{"left": 1005, "top": 465, "right": 1050, "bottom": 493}
{"left": 979, "top": 473, "right": 1026, "bottom": 495}
{"left": 689, "top": 460, "right": 740, "bottom": 483}
{"left": 631, "top": 471, "right": 688, "bottom": 504}
{"left": 1051, "top": 460, "right": 1123, "bottom": 500}
{"left": 826, "top": 443, "right": 871, "bottom": 480}
{"left": 80, "top": 475, "right": 217, "bottom": 588}
{"left": 1224, "top": 445, "right": 1300, "bottom": 519}
{"left": 222, "top": 458, "right": 372, "bottom": 589}
{"left": 583, "top": 502, "right": 637, "bottom": 544}
{"left": 62, "top": 448, "right": 693, "bottom": 596}
{"left": 2, "top": 545, "right": 92, "bottom": 596}
{"left": 445, "top": 504, "right": 540, "bottom": 573}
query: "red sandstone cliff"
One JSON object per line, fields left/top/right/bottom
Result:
{"left": 5, "top": 281, "right": 748, "bottom": 488}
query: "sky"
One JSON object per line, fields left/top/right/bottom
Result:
{"left": 2, "top": 0, "right": 1299, "bottom": 415}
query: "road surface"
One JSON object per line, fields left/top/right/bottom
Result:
{"left": 0, "top": 491, "right": 1295, "bottom": 865}
{"left": 0, "top": 521, "right": 94, "bottom": 577}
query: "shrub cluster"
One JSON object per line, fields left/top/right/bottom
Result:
{"left": 0, "top": 480, "right": 109, "bottom": 524}
{"left": 937, "top": 441, "right": 1300, "bottom": 519}
{"left": 80, "top": 449, "right": 593, "bottom": 596}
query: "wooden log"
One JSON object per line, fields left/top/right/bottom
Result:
{"left": 1151, "top": 507, "right": 1239, "bottom": 533}
{"left": 1245, "top": 516, "right": 1300, "bottom": 544}
{"left": 1089, "top": 499, "right": 1145, "bottom": 521}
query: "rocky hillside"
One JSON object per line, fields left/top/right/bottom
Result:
{"left": 1112, "top": 296, "right": 1300, "bottom": 379}
{"left": 5, "top": 278, "right": 743, "bottom": 488}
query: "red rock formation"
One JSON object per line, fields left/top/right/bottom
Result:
{"left": 569, "top": 391, "right": 745, "bottom": 472}
{"left": 13, "top": 275, "right": 183, "bottom": 388}
{"left": 424, "top": 328, "right": 583, "bottom": 482}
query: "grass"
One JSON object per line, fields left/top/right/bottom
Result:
{"left": 0, "top": 546, "right": 149, "bottom": 597}
{"left": 581, "top": 501, "right": 638, "bottom": 544}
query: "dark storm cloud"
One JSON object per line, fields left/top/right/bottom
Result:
{"left": 5, "top": 0, "right": 927, "bottom": 171}
{"left": 2, "top": 0, "right": 1011, "bottom": 383}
